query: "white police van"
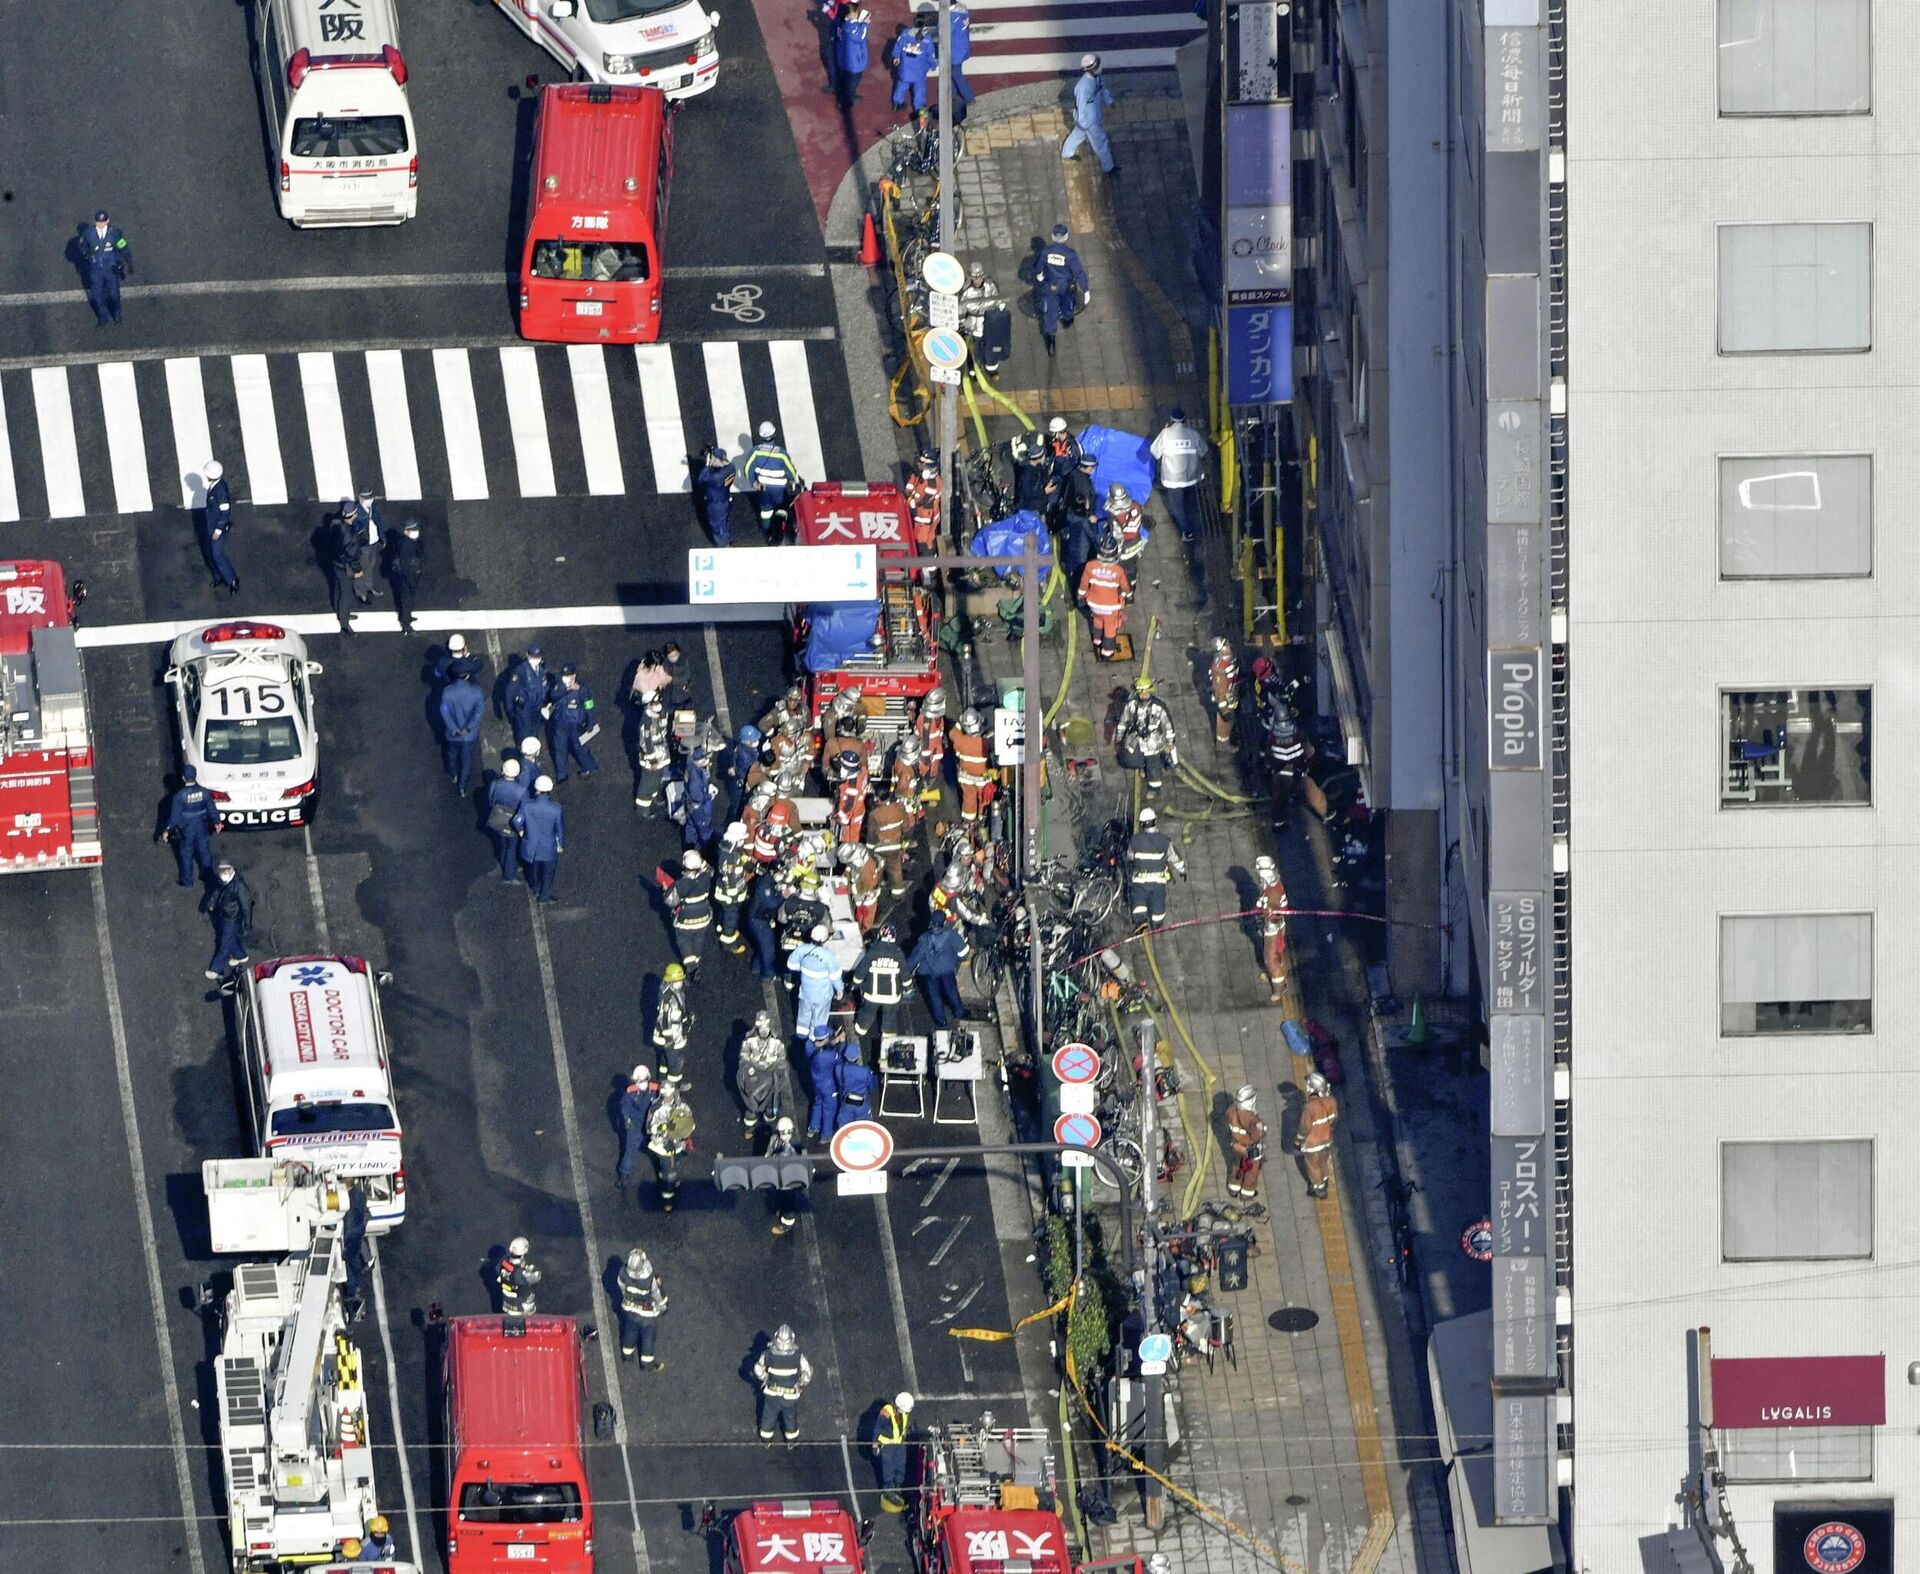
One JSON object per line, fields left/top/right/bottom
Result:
{"left": 494, "top": 0, "right": 721, "bottom": 100}
{"left": 258, "top": 0, "right": 420, "bottom": 225}
{"left": 236, "top": 955, "right": 408, "bottom": 1231}
{"left": 164, "top": 621, "right": 322, "bottom": 828}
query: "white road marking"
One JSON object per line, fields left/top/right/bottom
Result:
{"left": 0, "top": 376, "right": 17, "bottom": 522}
{"left": 74, "top": 603, "right": 782, "bottom": 648}
{"left": 499, "top": 347, "right": 557, "bottom": 498}
{"left": 528, "top": 902, "right": 651, "bottom": 1574}
{"left": 297, "top": 352, "right": 355, "bottom": 502}
{"left": 769, "top": 341, "right": 826, "bottom": 487}
{"left": 632, "top": 344, "right": 689, "bottom": 494}
{"left": 163, "top": 357, "right": 213, "bottom": 509}
{"left": 97, "top": 361, "right": 152, "bottom": 515}
{"left": 567, "top": 345, "right": 625, "bottom": 496}
{"left": 229, "top": 355, "right": 288, "bottom": 506}
{"left": 875, "top": 1192, "right": 924, "bottom": 1395}
{"left": 364, "top": 350, "right": 422, "bottom": 501}
{"left": 31, "top": 366, "right": 86, "bottom": 517}
{"left": 700, "top": 341, "right": 753, "bottom": 461}
{"left": 432, "top": 349, "right": 490, "bottom": 500}
{"left": 90, "top": 871, "right": 209, "bottom": 1574}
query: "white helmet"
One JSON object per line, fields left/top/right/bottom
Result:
{"left": 449, "top": 633, "right": 468, "bottom": 654}
{"left": 754, "top": 1010, "right": 774, "bottom": 1034}
{"left": 895, "top": 1392, "right": 915, "bottom": 1412}
{"left": 501, "top": 757, "right": 522, "bottom": 779}
{"left": 1254, "top": 855, "right": 1277, "bottom": 881}
{"left": 775, "top": 1115, "right": 796, "bottom": 1137}
{"left": 631, "top": 1064, "right": 651, "bottom": 1083}
{"left": 758, "top": 420, "right": 777, "bottom": 440}
{"left": 626, "top": 1248, "right": 652, "bottom": 1276}
{"left": 1137, "top": 806, "right": 1157, "bottom": 827}
{"left": 1047, "top": 416, "right": 1067, "bottom": 435}
{"left": 810, "top": 923, "right": 830, "bottom": 943}
{"left": 1305, "top": 1072, "right": 1330, "bottom": 1096}
{"left": 1107, "top": 483, "right": 1133, "bottom": 508}
{"left": 203, "top": 459, "right": 224, "bottom": 481}
{"left": 508, "top": 1236, "right": 530, "bottom": 1258}
{"left": 682, "top": 849, "right": 706, "bottom": 873}
{"left": 520, "top": 736, "right": 543, "bottom": 759}
{"left": 724, "top": 821, "right": 748, "bottom": 844}
{"left": 534, "top": 774, "right": 555, "bottom": 793}
{"left": 923, "top": 688, "right": 947, "bottom": 718}
{"left": 1235, "top": 1084, "right": 1257, "bottom": 1108}
{"left": 772, "top": 1324, "right": 798, "bottom": 1353}
{"left": 839, "top": 841, "right": 870, "bottom": 866}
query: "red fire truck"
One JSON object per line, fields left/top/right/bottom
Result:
{"left": 726, "top": 1499, "right": 865, "bottom": 1574}
{"left": 792, "top": 482, "right": 940, "bottom": 742}
{"left": 0, "top": 561, "right": 100, "bottom": 872}
{"left": 913, "top": 1418, "right": 1074, "bottom": 1574}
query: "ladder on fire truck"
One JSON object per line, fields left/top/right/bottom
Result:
{"left": 924, "top": 1416, "right": 1057, "bottom": 1507}
{"left": 882, "top": 580, "right": 930, "bottom": 663}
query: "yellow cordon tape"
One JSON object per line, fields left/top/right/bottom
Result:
{"left": 948, "top": 1287, "right": 1075, "bottom": 1342}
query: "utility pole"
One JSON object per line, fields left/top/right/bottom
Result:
{"left": 1672, "top": 1327, "right": 1751, "bottom": 1574}
{"left": 934, "top": 0, "right": 958, "bottom": 562}
{"left": 1134, "top": 1019, "right": 1165, "bottom": 1529}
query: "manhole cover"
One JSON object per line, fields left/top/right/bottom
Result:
{"left": 1268, "top": 1307, "right": 1320, "bottom": 1334}
{"left": 1285, "top": 1495, "right": 1310, "bottom": 1508}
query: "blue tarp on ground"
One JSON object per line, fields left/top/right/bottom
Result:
{"left": 802, "top": 600, "right": 880, "bottom": 673}
{"left": 969, "top": 510, "right": 1054, "bottom": 579}
{"left": 1079, "top": 424, "right": 1154, "bottom": 508}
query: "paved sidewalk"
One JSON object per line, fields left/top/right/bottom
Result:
{"left": 833, "top": 80, "right": 1455, "bottom": 1574}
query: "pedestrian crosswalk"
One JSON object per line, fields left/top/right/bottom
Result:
{"left": 0, "top": 338, "right": 839, "bottom": 523}
{"left": 954, "top": 0, "right": 1206, "bottom": 78}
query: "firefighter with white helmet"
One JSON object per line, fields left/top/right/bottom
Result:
{"left": 1125, "top": 804, "right": 1186, "bottom": 931}
{"left": 617, "top": 1247, "right": 668, "bottom": 1369}
{"left": 646, "top": 1082, "right": 697, "bottom": 1212}
{"left": 666, "top": 847, "right": 714, "bottom": 973}
{"left": 950, "top": 707, "right": 993, "bottom": 823}
{"left": 874, "top": 1390, "right": 917, "bottom": 1509}
{"left": 499, "top": 1237, "right": 540, "bottom": 1327}
{"left": 753, "top": 1324, "right": 814, "bottom": 1444}
{"left": 1297, "top": 1071, "right": 1339, "bottom": 1198}
{"left": 1106, "top": 481, "right": 1147, "bottom": 562}
{"left": 1227, "top": 1084, "right": 1268, "bottom": 1197}
{"left": 1254, "top": 852, "right": 1289, "bottom": 1000}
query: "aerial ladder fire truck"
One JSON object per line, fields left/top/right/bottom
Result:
{"left": 911, "top": 1414, "right": 1075, "bottom": 1574}
{"left": 202, "top": 1157, "right": 411, "bottom": 1574}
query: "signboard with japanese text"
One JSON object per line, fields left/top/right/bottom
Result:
{"left": 1223, "top": 101, "right": 1293, "bottom": 403}
{"left": 1227, "top": 305, "right": 1293, "bottom": 406}
{"left": 1489, "top": 892, "right": 1544, "bottom": 1014}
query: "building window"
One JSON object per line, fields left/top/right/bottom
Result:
{"left": 1719, "top": 454, "right": 1872, "bottom": 579}
{"left": 1721, "top": 1139, "right": 1873, "bottom": 1261}
{"left": 1719, "top": 1426, "right": 1873, "bottom": 1483}
{"left": 1717, "top": 0, "right": 1871, "bottom": 117}
{"left": 1718, "top": 223, "right": 1871, "bottom": 354}
{"left": 1720, "top": 912, "right": 1872, "bottom": 1036}
{"left": 1720, "top": 687, "right": 1870, "bottom": 807}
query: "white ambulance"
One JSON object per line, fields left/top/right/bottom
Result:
{"left": 235, "top": 955, "right": 408, "bottom": 1231}
{"left": 493, "top": 0, "right": 721, "bottom": 101}
{"left": 258, "top": 0, "right": 420, "bottom": 225}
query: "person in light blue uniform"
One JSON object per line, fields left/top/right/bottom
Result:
{"left": 1060, "top": 54, "right": 1117, "bottom": 175}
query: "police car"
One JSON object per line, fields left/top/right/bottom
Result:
{"left": 164, "top": 622, "right": 323, "bottom": 828}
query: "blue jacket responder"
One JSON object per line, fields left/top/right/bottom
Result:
{"left": 807, "top": 1037, "right": 842, "bottom": 1138}
{"left": 906, "top": 915, "right": 967, "bottom": 1028}
{"left": 439, "top": 674, "right": 485, "bottom": 793}
{"left": 485, "top": 763, "right": 529, "bottom": 882}
{"left": 513, "top": 788, "right": 565, "bottom": 902}
{"left": 833, "top": 1041, "right": 877, "bottom": 1131}
{"left": 742, "top": 427, "right": 801, "bottom": 537}
{"left": 164, "top": 767, "right": 220, "bottom": 888}
{"left": 941, "top": 4, "right": 974, "bottom": 106}
{"left": 617, "top": 1067, "right": 658, "bottom": 1182}
{"left": 680, "top": 750, "right": 718, "bottom": 847}
{"left": 202, "top": 465, "right": 238, "bottom": 592}
{"left": 834, "top": 8, "right": 871, "bottom": 110}
{"left": 1061, "top": 57, "right": 1117, "bottom": 173}
{"left": 77, "top": 212, "right": 131, "bottom": 326}
{"left": 727, "top": 725, "right": 763, "bottom": 817}
{"left": 504, "top": 649, "right": 552, "bottom": 742}
{"left": 889, "top": 26, "right": 932, "bottom": 113}
{"left": 1030, "top": 225, "right": 1090, "bottom": 351}
{"left": 200, "top": 864, "right": 255, "bottom": 978}
{"left": 695, "top": 446, "right": 735, "bottom": 546}
{"left": 745, "top": 874, "right": 784, "bottom": 979}
{"left": 790, "top": 929, "right": 845, "bottom": 1039}
{"left": 548, "top": 667, "right": 599, "bottom": 782}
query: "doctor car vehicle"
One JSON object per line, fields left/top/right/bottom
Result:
{"left": 165, "top": 621, "right": 323, "bottom": 828}
{"left": 236, "top": 955, "right": 407, "bottom": 1231}
{"left": 519, "top": 84, "right": 672, "bottom": 343}
{"left": 494, "top": 0, "right": 720, "bottom": 100}
{"left": 257, "top": 0, "right": 419, "bottom": 225}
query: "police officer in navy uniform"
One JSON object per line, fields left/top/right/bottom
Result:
{"left": 695, "top": 444, "right": 736, "bottom": 545}
{"left": 485, "top": 757, "right": 528, "bottom": 883}
{"left": 200, "top": 461, "right": 239, "bottom": 594}
{"left": 547, "top": 664, "right": 599, "bottom": 783}
{"left": 438, "top": 662, "right": 486, "bottom": 795}
{"left": 76, "top": 209, "right": 131, "bottom": 326}
{"left": 200, "top": 860, "right": 255, "bottom": 980}
{"left": 163, "top": 765, "right": 220, "bottom": 888}
{"left": 385, "top": 519, "right": 426, "bottom": 635}
{"left": 504, "top": 646, "right": 553, "bottom": 745}
{"left": 1029, "top": 223, "right": 1090, "bottom": 358}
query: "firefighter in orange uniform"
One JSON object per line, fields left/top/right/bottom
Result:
{"left": 840, "top": 841, "right": 883, "bottom": 932}
{"left": 905, "top": 450, "right": 943, "bottom": 552}
{"left": 889, "top": 730, "right": 923, "bottom": 817}
{"left": 1208, "top": 636, "right": 1240, "bottom": 746}
{"left": 751, "top": 784, "right": 798, "bottom": 866}
{"left": 830, "top": 747, "right": 870, "bottom": 845}
{"left": 1076, "top": 539, "right": 1131, "bottom": 659}
{"left": 1295, "top": 1071, "right": 1338, "bottom": 1198}
{"left": 866, "top": 791, "right": 913, "bottom": 895}
{"left": 950, "top": 709, "right": 993, "bottom": 823}
{"left": 1226, "top": 1084, "right": 1267, "bottom": 1197}
{"left": 915, "top": 689, "right": 947, "bottom": 801}
{"left": 1254, "top": 853, "right": 1288, "bottom": 1001}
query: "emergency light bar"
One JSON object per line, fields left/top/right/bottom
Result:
{"left": 288, "top": 45, "right": 408, "bottom": 88}
{"left": 202, "top": 622, "right": 289, "bottom": 643}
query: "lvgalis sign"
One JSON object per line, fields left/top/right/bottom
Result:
{"left": 1711, "top": 1355, "right": 1885, "bottom": 1428}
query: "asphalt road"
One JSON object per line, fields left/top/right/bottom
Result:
{"left": 0, "top": 0, "right": 824, "bottom": 359}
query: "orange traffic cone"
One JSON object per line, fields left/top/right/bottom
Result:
{"left": 859, "top": 212, "right": 883, "bottom": 268}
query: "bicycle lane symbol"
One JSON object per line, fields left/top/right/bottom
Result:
{"left": 711, "top": 283, "right": 767, "bottom": 323}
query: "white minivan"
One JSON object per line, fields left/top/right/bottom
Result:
{"left": 236, "top": 955, "right": 408, "bottom": 1231}
{"left": 494, "top": 0, "right": 721, "bottom": 101}
{"left": 258, "top": 0, "right": 419, "bottom": 225}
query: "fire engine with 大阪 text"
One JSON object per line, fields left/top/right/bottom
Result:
{"left": 912, "top": 1415, "right": 1075, "bottom": 1574}
{"left": 0, "top": 560, "right": 100, "bottom": 871}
